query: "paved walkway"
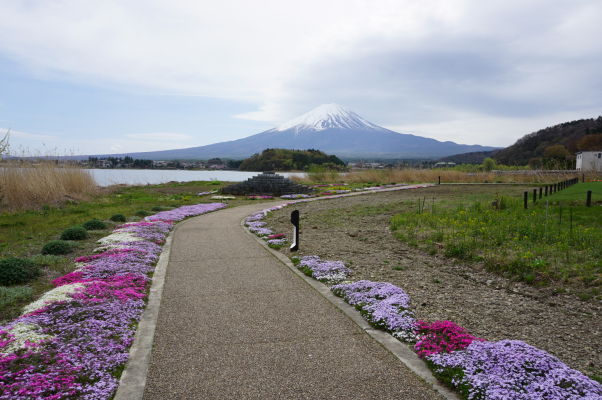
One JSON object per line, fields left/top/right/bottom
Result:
{"left": 143, "top": 203, "right": 442, "bottom": 399}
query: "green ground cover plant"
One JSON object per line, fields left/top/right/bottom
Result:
{"left": 391, "top": 183, "right": 602, "bottom": 299}
{"left": 0, "top": 285, "right": 33, "bottom": 308}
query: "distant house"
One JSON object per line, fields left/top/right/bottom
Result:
{"left": 433, "top": 162, "right": 456, "bottom": 168}
{"left": 97, "top": 160, "right": 112, "bottom": 168}
{"left": 576, "top": 151, "right": 602, "bottom": 172}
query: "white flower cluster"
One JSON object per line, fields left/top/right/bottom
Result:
{"left": 22, "top": 283, "right": 85, "bottom": 315}
{"left": 317, "top": 272, "right": 349, "bottom": 284}
{"left": 97, "top": 231, "right": 144, "bottom": 245}
{"left": 211, "top": 195, "right": 236, "bottom": 199}
{"left": 393, "top": 329, "right": 417, "bottom": 343}
{"left": 1, "top": 322, "right": 52, "bottom": 354}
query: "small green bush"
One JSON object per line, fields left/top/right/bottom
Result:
{"left": 0, "top": 258, "right": 40, "bottom": 286}
{"left": 151, "top": 206, "right": 171, "bottom": 212}
{"left": 135, "top": 210, "right": 149, "bottom": 217}
{"left": 110, "top": 214, "right": 126, "bottom": 222}
{"left": 82, "top": 219, "right": 107, "bottom": 230}
{"left": 41, "top": 240, "right": 74, "bottom": 255}
{"left": 60, "top": 226, "right": 88, "bottom": 240}
{"left": 0, "top": 286, "right": 34, "bottom": 308}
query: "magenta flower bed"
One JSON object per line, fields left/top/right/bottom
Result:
{"left": 0, "top": 202, "right": 226, "bottom": 400}
{"left": 414, "top": 320, "right": 482, "bottom": 358}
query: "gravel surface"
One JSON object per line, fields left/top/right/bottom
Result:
{"left": 265, "top": 186, "right": 601, "bottom": 379}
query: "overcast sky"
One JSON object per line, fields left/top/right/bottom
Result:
{"left": 1, "top": 0, "right": 601, "bottom": 155}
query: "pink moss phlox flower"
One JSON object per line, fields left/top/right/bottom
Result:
{"left": 0, "top": 330, "right": 14, "bottom": 349}
{"left": 118, "top": 222, "right": 155, "bottom": 228}
{"left": 52, "top": 271, "right": 85, "bottom": 287}
{"left": 267, "top": 233, "right": 286, "bottom": 239}
{"left": 414, "top": 320, "right": 482, "bottom": 358}
{"left": 72, "top": 274, "right": 148, "bottom": 302}
{"left": 145, "top": 203, "right": 226, "bottom": 222}
{"left": 74, "top": 248, "right": 135, "bottom": 263}
{"left": 0, "top": 348, "right": 84, "bottom": 399}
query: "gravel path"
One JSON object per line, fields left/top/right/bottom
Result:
{"left": 143, "top": 203, "right": 444, "bottom": 399}
{"left": 265, "top": 186, "right": 601, "bottom": 380}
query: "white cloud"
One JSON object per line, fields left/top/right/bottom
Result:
{"left": 1, "top": 128, "right": 56, "bottom": 140}
{"left": 0, "top": 0, "right": 601, "bottom": 147}
{"left": 125, "top": 132, "right": 193, "bottom": 141}
{"left": 1, "top": 127, "right": 195, "bottom": 155}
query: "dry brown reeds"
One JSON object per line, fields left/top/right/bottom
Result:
{"left": 0, "top": 161, "right": 98, "bottom": 211}
{"left": 293, "top": 168, "right": 598, "bottom": 185}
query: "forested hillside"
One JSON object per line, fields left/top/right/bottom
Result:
{"left": 494, "top": 116, "right": 602, "bottom": 166}
{"left": 238, "top": 148, "right": 346, "bottom": 171}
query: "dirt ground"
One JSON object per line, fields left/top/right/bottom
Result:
{"left": 264, "top": 185, "right": 601, "bottom": 379}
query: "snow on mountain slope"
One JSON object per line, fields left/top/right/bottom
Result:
{"left": 275, "top": 103, "right": 385, "bottom": 133}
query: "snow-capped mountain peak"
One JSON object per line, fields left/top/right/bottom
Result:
{"left": 275, "top": 103, "right": 384, "bottom": 133}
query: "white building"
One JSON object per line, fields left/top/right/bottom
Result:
{"left": 576, "top": 151, "right": 602, "bottom": 172}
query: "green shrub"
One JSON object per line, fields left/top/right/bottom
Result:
{"left": 135, "top": 210, "right": 149, "bottom": 217}
{"left": 0, "top": 258, "right": 41, "bottom": 286}
{"left": 110, "top": 214, "right": 126, "bottom": 222}
{"left": 0, "top": 286, "right": 34, "bottom": 308}
{"left": 42, "top": 240, "right": 74, "bottom": 255}
{"left": 60, "top": 226, "right": 88, "bottom": 240}
{"left": 82, "top": 219, "right": 107, "bottom": 230}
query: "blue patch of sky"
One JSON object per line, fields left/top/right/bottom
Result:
{"left": 0, "top": 56, "right": 272, "bottom": 150}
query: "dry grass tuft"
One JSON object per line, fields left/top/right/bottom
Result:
{"left": 292, "top": 168, "right": 600, "bottom": 185}
{"left": 0, "top": 162, "right": 98, "bottom": 211}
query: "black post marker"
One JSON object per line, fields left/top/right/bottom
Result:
{"left": 586, "top": 191, "right": 592, "bottom": 207}
{"left": 290, "top": 210, "right": 299, "bottom": 251}
{"left": 539, "top": 187, "right": 542, "bottom": 199}
{"left": 533, "top": 189, "right": 537, "bottom": 203}
{"left": 438, "top": 176, "right": 441, "bottom": 185}
{"left": 524, "top": 191, "right": 528, "bottom": 209}
{"left": 545, "top": 186, "right": 548, "bottom": 197}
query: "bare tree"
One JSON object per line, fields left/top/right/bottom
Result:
{"left": 0, "top": 128, "right": 9, "bottom": 159}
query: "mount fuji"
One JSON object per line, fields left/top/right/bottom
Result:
{"left": 102, "top": 104, "right": 498, "bottom": 160}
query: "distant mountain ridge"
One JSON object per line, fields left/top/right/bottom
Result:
{"left": 77, "top": 104, "right": 499, "bottom": 160}
{"left": 494, "top": 116, "right": 602, "bottom": 165}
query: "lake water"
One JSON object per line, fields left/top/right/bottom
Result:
{"left": 89, "top": 169, "right": 306, "bottom": 186}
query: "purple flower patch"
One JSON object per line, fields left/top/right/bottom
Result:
{"left": 298, "top": 255, "right": 351, "bottom": 283}
{"left": 428, "top": 339, "right": 602, "bottom": 400}
{"left": 331, "top": 280, "right": 416, "bottom": 334}
{"left": 0, "top": 202, "right": 227, "bottom": 399}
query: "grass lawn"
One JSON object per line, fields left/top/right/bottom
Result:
{"left": 545, "top": 181, "right": 602, "bottom": 204}
{"left": 0, "top": 180, "right": 277, "bottom": 322}
{"left": 391, "top": 182, "right": 602, "bottom": 300}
